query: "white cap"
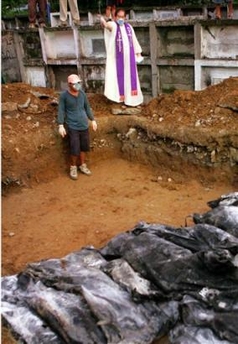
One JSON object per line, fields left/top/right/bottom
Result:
{"left": 67, "top": 74, "right": 82, "bottom": 83}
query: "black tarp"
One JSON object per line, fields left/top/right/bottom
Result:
{"left": 1, "top": 192, "right": 238, "bottom": 344}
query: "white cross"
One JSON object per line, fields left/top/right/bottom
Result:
{"left": 117, "top": 32, "right": 123, "bottom": 53}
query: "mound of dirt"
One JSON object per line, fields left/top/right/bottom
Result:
{"left": 2, "top": 77, "right": 238, "bottom": 193}
{"left": 144, "top": 77, "right": 238, "bottom": 132}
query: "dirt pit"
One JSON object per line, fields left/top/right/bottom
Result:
{"left": 1, "top": 78, "right": 238, "bottom": 343}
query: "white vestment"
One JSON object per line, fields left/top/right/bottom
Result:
{"left": 104, "top": 22, "right": 143, "bottom": 107}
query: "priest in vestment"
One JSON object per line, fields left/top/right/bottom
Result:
{"left": 100, "top": 9, "right": 144, "bottom": 107}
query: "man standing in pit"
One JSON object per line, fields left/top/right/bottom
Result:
{"left": 57, "top": 74, "right": 97, "bottom": 180}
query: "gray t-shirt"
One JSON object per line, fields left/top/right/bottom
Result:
{"left": 58, "top": 90, "right": 94, "bottom": 130}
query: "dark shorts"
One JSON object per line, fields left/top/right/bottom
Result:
{"left": 68, "top": 128, "right": 90, "bottom": 156}
{"left": 106, "top": 0, "right": 117, "bottom": 6}
{"left": 212, "top": 0, "right": 232, "bottom": 3}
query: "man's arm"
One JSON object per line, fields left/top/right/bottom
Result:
{"left": 82, "top": 93, "right": 97, "bottom": 131}
{"left": 83, "top": 92, "right": 94, "bottom": 121}
{"left": 99, "top": 16, "right": 113, "bottom": 31}
{"left": 57, "top": 92, "right": 67, "bottom": 137}
{"left": 57, "top": 92, "right": 66, "bottom": 125}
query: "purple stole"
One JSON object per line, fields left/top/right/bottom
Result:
{"left": 115, "top": 23, "right": 138, "bottom": 101}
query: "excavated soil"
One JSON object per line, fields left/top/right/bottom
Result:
{"left": 1, "top": 78, "right": 238, "bottom": 344}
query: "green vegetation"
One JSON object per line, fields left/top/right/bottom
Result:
{"left": 2, "top": 0, "right": 27, "bottom": 16}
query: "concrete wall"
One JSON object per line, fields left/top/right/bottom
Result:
{"left": 2, "top": 31, "right": 21, "bottom": 83}
{"left": 2, "top": 8, "right": 238, "bottom": 100}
